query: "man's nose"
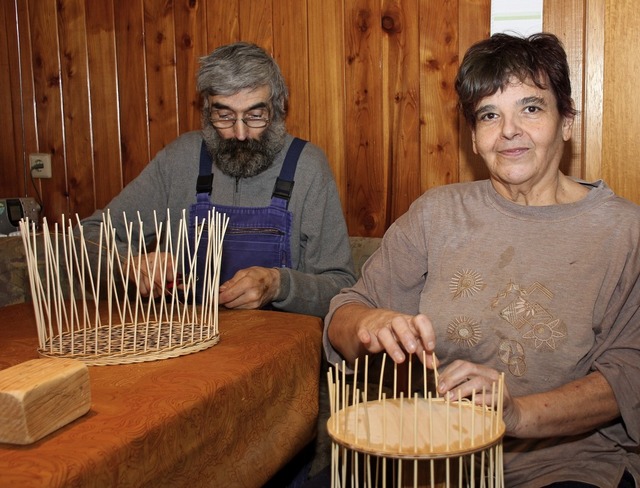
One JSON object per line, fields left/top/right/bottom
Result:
{"left": 233, "top": 120, "right": 248, "bottom": 141}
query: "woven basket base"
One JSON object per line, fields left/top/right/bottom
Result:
{"left": 38, "top": 321, "right": 220, "bottom": 366}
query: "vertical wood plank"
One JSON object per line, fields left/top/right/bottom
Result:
{"left": 85, "top": 0, "right": 122, "bottom": 212}
{"left": 114, "top": 0, "right": 150, "bottom": 186}
{"left": 273, "top": 0, "right": 310, "bottom": 140}
{"left": 583, "top": 0, "right": 605, "bottom": 182}
{"left": 14, "top": 0, "right": 39, "bottom": 201}
{"left": 28, "top": 0, "right": 68, "bottom": 223}
{"left": 457, "top": 0, "right": 490, "bottom": 182}
{"left": 344, "top": 0, "right": 386, "bottom": 236}
{"left": 174, "top": 0, "right": 207, "bottom": 135}
{"left": 238, "top": 0, "right": 272, "bottom": 52}
{"left": 308, "top": 0, "right": 348, "bottom": 207}
{"left": 543, "top": 0, "right": 584, "bottom": 179}
{"left": 0, "top": 0, "right": 25, "bottom": 198}
{"left": 204, "top": 0, "right": 238, "bottom": 51}
{"left": 420, "top": 0, "right": 460, "bottom": 190}
{"left": 57, "top": 0, "right": 94, "bottom": 218}
{"left": 144, "top": 0, "right": 179, "bottom": 159}
{"left": 602, "top": 0, "right": 640, "bottom": 203}
{"left": 381, "top": 0, "right": 421, "bottom": 221}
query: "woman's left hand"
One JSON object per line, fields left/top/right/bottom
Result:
{"left": 436, "top": 359, "right": 520, "bottom": 434}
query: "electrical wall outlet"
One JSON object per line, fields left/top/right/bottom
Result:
{"left": 29, "top": 153, "right": 52, "bottom": 179}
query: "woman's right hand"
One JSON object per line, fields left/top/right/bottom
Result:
{"left": 328, "top": 303, "right": 437, "bottom": 368}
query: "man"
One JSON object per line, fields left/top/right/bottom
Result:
{"left": 79, "top": 42, "right": 355, "bottom": 318}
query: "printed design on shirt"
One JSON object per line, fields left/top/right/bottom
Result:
{"left": 498, "top": 339, "right": 527, "bottom": 377}
{"left": 446, "top": 316, "right": 482, "bottom": 348}
{"left": 492, "top": 280, "right": 567, "bottom": 353}
{"left": 450, "top": 269, "right": 486, "bottom": 299}
{"left": 521, "top": 319, "right": 565, "bottom": 350}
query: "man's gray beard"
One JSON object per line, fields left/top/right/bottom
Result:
{"left": 202, "top": 120, "right": 287, "bottom": 178}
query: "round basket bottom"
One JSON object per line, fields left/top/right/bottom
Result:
{"left": 38, "top": 321, "right": 220, "bottom": 366}
{"left": 328, "top": 397, "right": 505, "bottom": 460}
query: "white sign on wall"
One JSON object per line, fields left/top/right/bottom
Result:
{"left": 491, "top": 0, "right": 544, "bottom": 36}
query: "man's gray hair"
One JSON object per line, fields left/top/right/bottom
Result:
{"left": 197, "top": 42, "right": 288, "bottom": 121}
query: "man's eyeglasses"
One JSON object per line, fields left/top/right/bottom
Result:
{"left": 210, "top": 109, "right": 270, "bottom": 129}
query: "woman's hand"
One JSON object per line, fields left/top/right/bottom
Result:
{"left": 436, "top": 361, "right": 622, "bottom": 438}
{"left": 328, "top": 303, "right": 437, "bottom": 368}
{"left": 436, "top": 359, "right": 519, "bottom": 433}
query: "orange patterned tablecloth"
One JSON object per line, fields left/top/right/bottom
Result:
{"left": 0, "top": 303, "right": 323, "bottom": 487}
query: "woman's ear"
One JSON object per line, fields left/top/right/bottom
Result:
{"left": 471, "top": 130, "right": 478, "bottom": 154}
{"left": 562, "top": 115, "right": 574, "bottom": 142}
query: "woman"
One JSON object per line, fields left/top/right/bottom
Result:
{"left": 324, "top": 33, "right": 640, "bottom": 487}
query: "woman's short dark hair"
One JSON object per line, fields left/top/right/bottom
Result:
{"left": 197, "top": 42, "right": 288, "bottom": 121}
{"left": 455, "top": 33, "right": 577, "bottom": 128}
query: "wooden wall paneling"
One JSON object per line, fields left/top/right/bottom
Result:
{"left": 85, "top": 0, "right": 121, "bottom": 213}
{"left": 602, "top": 0, "right": 640, "bottom": 204}
{"left": 273, "top": 0, "right": 310, "bottom": 140}
{"left": 11, "top": 0, "right": 623, "bottom": 233}
{"left": 0, "top": 0, "right": 24, "bottom": 198}
{"left": 114, "top": 0, "right": 150, "bottom": 188}
{"left": 582, "top": 0, "right": 605, "bottom": 183}
{"left": 28, "top": 0, "right": 68, "bottom": 222}
{"left": 238, "top": 0, "right": 273, "bottom": 52}
{"left": 307, "top": 0, "right": 348, "bottom": 208}
{"left": 205, "top": 0, "right": 239, "bottom": 51}
{"left": 143, "top": 0, "right": 179, "bottom": 160}
{"left": 457, "top": 0, "right": 490, "bottom": 183}
{"left": 57, "top": 0, "right": 94, "bottom": 220}
{"left": 381, "top": 0, "right": 421, "bottom": 222}
{"left": 344, "top": 0, "right": 387, "bottom": 236}
{"left": 419, "top": 0, "right": 460, "bottom": 191}
{"left": 174, "top": 0, "right": 208, "bottom": 135}
{"left": 543, "top": 0, "right": 585, "bottom": 179}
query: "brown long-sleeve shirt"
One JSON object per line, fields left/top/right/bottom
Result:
{"left": 324, "top": 178, "right": 640, "bottom": 487}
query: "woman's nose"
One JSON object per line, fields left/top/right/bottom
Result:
{"left": 501, "top": 115, "right": 522, "bottom": 139}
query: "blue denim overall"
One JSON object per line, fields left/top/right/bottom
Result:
{"left": 188, "top": 138, "right": 307, "bottom": 302}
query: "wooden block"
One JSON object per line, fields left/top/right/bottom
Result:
{"left": 0, "top": 358, "right": 91, "bottom": 445}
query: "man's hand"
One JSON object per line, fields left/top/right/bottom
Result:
{"left": 218, "top": 266, "right": 280, "bottom": 310}
{"left": 125, "top": 251, "right": 177, "bottom": 297}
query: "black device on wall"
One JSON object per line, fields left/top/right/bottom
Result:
{"left": 0, "top": 198, "right": 41, "bottom": 235}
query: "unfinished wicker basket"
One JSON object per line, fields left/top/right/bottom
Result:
{"left": 327, "top": 354, "right": 505, "bottom": 487}
{"left": 19, "top": 210, "right": 228, "bottom": 366}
